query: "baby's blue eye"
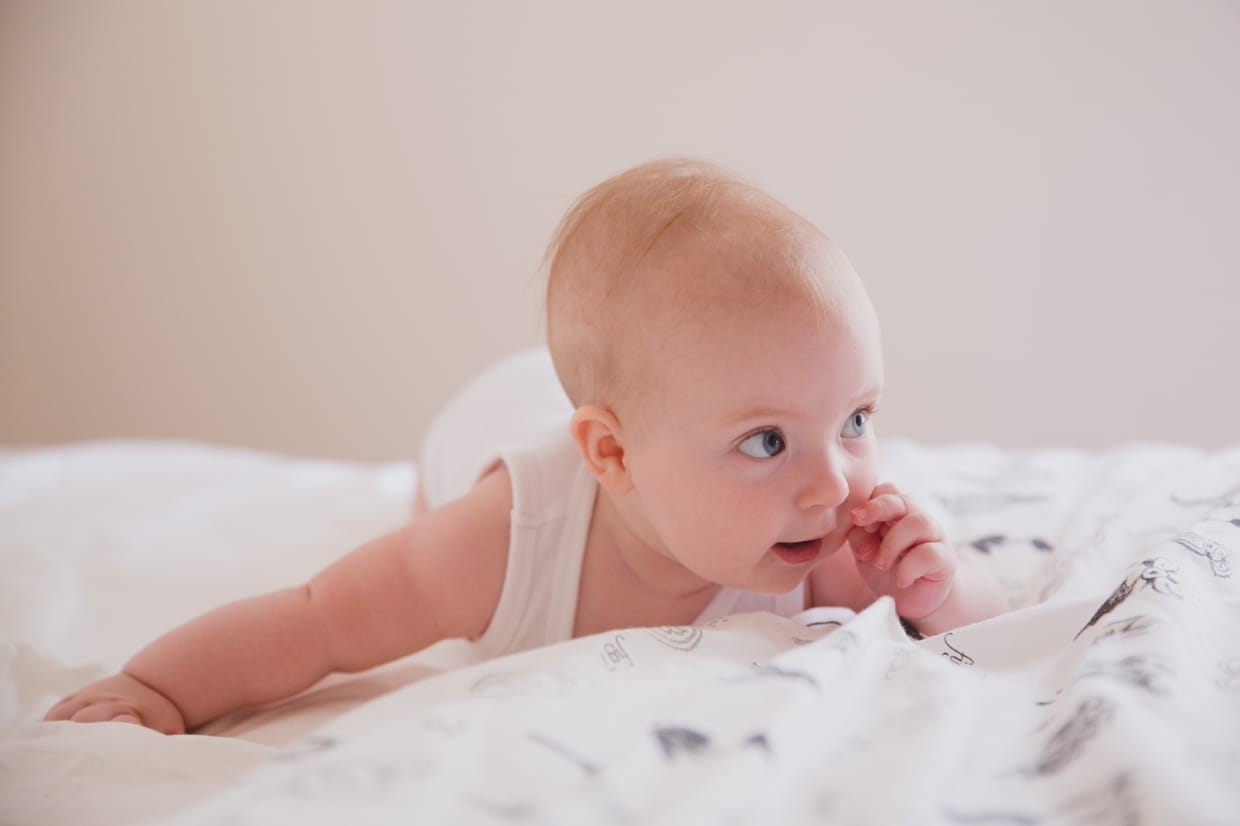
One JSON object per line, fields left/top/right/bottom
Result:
{"left": 738, "top": 429, "right": 786, "bottom": 459}
{"left": 842, "top": 410, "right": 869, "bottom": 438}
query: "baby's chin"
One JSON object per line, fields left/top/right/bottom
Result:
{"left": 733, "top": 557, "right": 820, "bottom": 595}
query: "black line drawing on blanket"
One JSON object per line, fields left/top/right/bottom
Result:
{"left": 1085, "top": 509, "right": 1126, "bottom": 549}
{"left": 1034, "top": 690, "right": 1062, "bottom": 707}
{"left": 600, "top": 634, "right": 635, "bottom": 671}
{"left": 470, "top": 670, "right": 578, "bottom": 699}
{"left": 743, "top": 732, "right": 771, "bottom": 758}
{"left": 512, "top": 733, "right": 637, "bottom": 824}
{"left": 527, "top": 731, "right": 602, "bottom": 777}
{"left": 466, "top": 777, "right": 638, "bottom": 826}
{"left": 1075, "top": 558, "right": 1182, "bottom": 640}
{"left": 1028, "top": 696, "right": 1116, "bottom": 776}
{"left": 1217, "top": 657, "right": 1240, "bottom": 692}
{"left": 1137, "top": 557, "right": 1182, "bottom": 597}
{"left": 969, "top": 534, "right": 1053, "bottom": 554}
{"left": 818, "top": 627, "right": 859, "bottom": 654}
{"left": 884, "top": 646, "right": 912, "bottom": 680}
{"left": 941, "top": 632, "right": 975, "bottom": 666}
{"left": 736, "top": 663, "right": 820, "bottom": 690}
{"left": 804, "top": 619, "right": 848, "bottom": 644}
{"left": 1075, "top": 580, "right": 1136, "bottom": 640}
{"left": 654, "top": 726, "right": 712, "bottom": 760}
{"left": 1091, "top": 614, "right": 1155, "bottom": 645}
{"left": 1068, "top": 773, "right": 1138, "bottom": 824}
{"left": 1170, "top": 480, "right": 1240, "bottom": 513}
{"left": 944, "top": 772, "right": 1137, "bottom": 825}
{"left": 645, "top": 626, "right": 703, "bottom": 651}
{"left": 276, "top": 735, "right": 338, "bottom": 763}
{"left": 1080, "top": 654, "right": 1175, "bottom": 695}
{"left": 652, "top": 726, "right": 773, "bottom": 763}
{"left": 1172, "top": 530, "right": 1234, "bottom": 577}
{"left": 423, "top": 714, "right": 469, "bottom": 738}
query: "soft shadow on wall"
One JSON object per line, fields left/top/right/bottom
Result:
{"left": 1, "top": 1, "right": 1236, "bottom": 459}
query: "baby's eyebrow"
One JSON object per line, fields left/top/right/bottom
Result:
{"left": 719, "top": 405, "right": 797, "bottom": 428}
{"left": 850, "top": 382, "right": 883, "bottom": 406}
{"left": 720, "top": 392, "right": 881, "bottom": 429}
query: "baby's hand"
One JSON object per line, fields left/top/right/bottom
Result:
{"left": 43, "top": 672, "right": 186, "bottom": 734}
{"left": 848, "top": 482, "right": 957, "bottom": 621}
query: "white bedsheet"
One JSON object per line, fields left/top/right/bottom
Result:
{"left": 2, "top": 439, "right": 1238, "bottom": 824}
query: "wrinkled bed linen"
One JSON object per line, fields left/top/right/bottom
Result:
{"left": 2, "top": 439, "right": 1238, "bottom": 825}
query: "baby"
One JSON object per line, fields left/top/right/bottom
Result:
{"left": 46, "top": 159, "right": 1008, "bottom": 734}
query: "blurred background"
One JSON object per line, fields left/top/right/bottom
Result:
{"left": 2, "top": 1, "right": 1236, "bottom": 461}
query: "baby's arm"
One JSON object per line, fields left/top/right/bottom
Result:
{"left": 45, "top": 468, "right": 513, "bottom": 733}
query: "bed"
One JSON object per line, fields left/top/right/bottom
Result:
{"left": 2, "top": 437, "right": 1238, "bottom": 824}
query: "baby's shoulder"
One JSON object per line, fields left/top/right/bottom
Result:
{"left": 411, "top": 464, "right": 513, "bottom": 570}
{"left": 403, "top": 465, "right": 514, "bottom": 636}
{"left": 501, "top": 424, "right": 588, "bottom": 514}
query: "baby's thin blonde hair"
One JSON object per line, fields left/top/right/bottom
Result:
{"left": 545, "top": 158, "right": 835, "bottom": 410}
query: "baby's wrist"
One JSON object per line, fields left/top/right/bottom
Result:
{"left": 904, "top": 552, "right": 1008, "bottom": 636}
{"left": 119, "top": 668, "right": 188, "bottom": 734}
{"left": 898, "top": 579, "right": 956, "bottom": 631}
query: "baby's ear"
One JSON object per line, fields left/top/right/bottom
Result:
{"left": 569, "top": 405, "right": 634, "bottom": 494}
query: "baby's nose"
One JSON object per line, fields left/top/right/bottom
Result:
{"left": 795, "top": 455, "right": 849, "bottom": 511}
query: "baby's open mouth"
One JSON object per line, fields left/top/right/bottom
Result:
{"left": 772, "top": 537, "right": 823, "bottom": 565}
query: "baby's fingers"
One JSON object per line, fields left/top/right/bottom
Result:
{"left": 895, "top": 542, "right": 956, "bottom": 589}
{"left": 873, "top": 511, "right": 944, "bottom": 571}
{"left": 852, "top": 490, "right": 909, "bottom": 529}
{"left": 44, "top": 693, "right": 88, "bottom": 722}
{"left": 70, "top": 701, "right": 144, "bottom": 726}
{"left": 848, "top": 525, "right": 881, "bottom": 562}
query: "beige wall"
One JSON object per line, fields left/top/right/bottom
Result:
{"left": 2, "top": 1, "right": 1237, "bottom": 460}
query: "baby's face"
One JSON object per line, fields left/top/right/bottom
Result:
{"left": 616, "top": 238, "right": 885, "bottom": 595}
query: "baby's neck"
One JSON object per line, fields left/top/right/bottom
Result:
{"left": 573, "top": 495, "right": 720, "bottom": 637}
{"left": 583, "top": 490, "right": 720, "bottom": 604}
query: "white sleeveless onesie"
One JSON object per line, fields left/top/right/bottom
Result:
{"left": 419, "top": 348, "right": 807, "bottom": 658}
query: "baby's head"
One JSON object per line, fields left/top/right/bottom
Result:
{"left": 545, "top": 158, "right": 877, "bottom": 427}
{"left": 545, "top": 159, "right": 885, "bottom": 593}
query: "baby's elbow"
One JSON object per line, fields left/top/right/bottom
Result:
{"left": 298, "top": 581, "right": 351, "bottom": 673}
